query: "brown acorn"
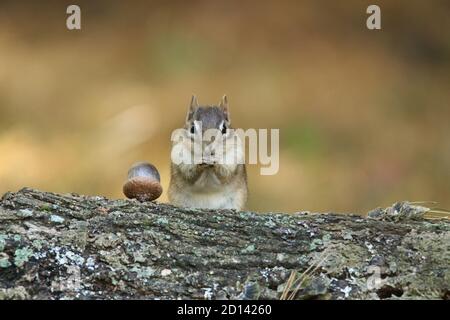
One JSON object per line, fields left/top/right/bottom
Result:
{"left": 123, "top": 162, "right": 162, "bottom": 202}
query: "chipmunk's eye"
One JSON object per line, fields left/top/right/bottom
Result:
{"left": 221, "top": 124, "right": 227, "bottom": 135}
{"left": 190, "top": 125, "right": 195, "bottom": 134}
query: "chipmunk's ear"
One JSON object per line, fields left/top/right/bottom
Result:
{"left": 219, "top": 95, "right": 230, "bottom": 122}
{"left": 186, "top": 95, "right": 198, "bottom": 121}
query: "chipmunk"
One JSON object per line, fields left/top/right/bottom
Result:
{"left": 123, "top": 95, "right": 248, "bottom": 211}
{"left": 169, "top": 95, "right": 248, "bottom": 210}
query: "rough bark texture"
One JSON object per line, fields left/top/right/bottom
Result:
{"left": 0, "top": 188, "right": 448, "bottom": 300}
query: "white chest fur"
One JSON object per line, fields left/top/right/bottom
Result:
{"left": 172, "top": 169, "right": 246, "bottom": 210}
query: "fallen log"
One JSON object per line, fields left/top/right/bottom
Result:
{"left": 0, "top": 188, "right": 448, "bottom": 300}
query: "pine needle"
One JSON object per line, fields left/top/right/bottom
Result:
{"left": 280, "top": 248, "right": 330, "bottom": 300}
{"left": 424, "top": 209, "right": 450, "bottom": 220}
{"left": 409, "top": 201, "right": 438, "bottom": 205}
{"left": 287, "top": 250, "right": 330, "bottom": 300}
{"left": 280, "top": 269, "right": 297, "bottom": 300}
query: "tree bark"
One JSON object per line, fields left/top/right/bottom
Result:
{"left": 0, "top": 188, "right": 448, "bottom": 300}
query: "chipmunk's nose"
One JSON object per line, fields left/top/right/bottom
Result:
{"left": 203, "top": 142, "right": 215, "bottom": 156}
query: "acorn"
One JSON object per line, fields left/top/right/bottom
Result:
{"left": 123, "top": 162, "right": 162, "bottom": 202}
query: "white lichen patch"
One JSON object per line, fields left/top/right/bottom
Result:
{"left": 161, "top": 269, "right": 172, "bottom": 276}
{"left": 276, "top": 253, "right": 286, "bottom": 262}
{"left": 340, "top": 286, "right": 352, "bottom": 298}
{"left": 33, "top": 251, "right": 47, "bottom": 259}
{"left": 130, "top": 266, "right": 156, "bottom": 280}
{"left": 203, "top": 287, "right": 213, "bottom": 300}
{"left": 85, "top": 257, "right": 96, "bottom": 271}
{"left": 365, "top": 241, "right": 376, "bottom": 254}
{"left": 17, "top": 209, "right": 33, "bottom": 217}
{"left": 50, "top": 247, "right": 84, "bottom": 266}
{"left": 65, "top": 250, "right": 85, "bottom": 265}
{"left": 50, "top": 215, "right": 65, "bottom": 224}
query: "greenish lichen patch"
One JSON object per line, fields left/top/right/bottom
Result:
{"left": 241, "top": 244, "right": 256, "bottom": 254}
{"left": 309, "top": 238, "right": 323, "bottom": 251}
{"left": 32, "top": 239, "right": 45, "bottom": 250}
{"left": 0, "top": 234, "right": 6, "bottom": 252}
{"left": 14, "top": 247, "right": 34, "bottom": 267}
{"left": 156, "top": 217, "right": 169, "bottom": 225}
{"left": 39, "top": 204, "right": 52, "bottom": 212}
{"left": 0, "top": 253, "right": 11, "bottom": 268}
{"left": 342, "top": 231, "right": 354, "bottom": 240}
{"left": 264, "top": 218, "right": 277, "bottom": 228}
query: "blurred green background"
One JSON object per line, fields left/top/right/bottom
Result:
{"left": 0, "top": 0, "right": 449, "bottom": 213}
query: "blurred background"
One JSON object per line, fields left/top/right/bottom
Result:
{"left": 0, "top": 0, "right": 449, "bottom": 213}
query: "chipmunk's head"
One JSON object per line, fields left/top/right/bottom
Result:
{"left": 185, "top": 95, "right": 231, "bottom": 136}
{"left": 171, "top": 95, "right": 242, "bottom": 167}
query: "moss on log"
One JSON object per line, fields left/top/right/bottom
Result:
{"left": 0, "top": 188, "right": 448, "bottom": 300}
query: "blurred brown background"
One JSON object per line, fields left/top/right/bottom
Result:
{"left": 0, "top": 0, "right": 449, "bottom": 213}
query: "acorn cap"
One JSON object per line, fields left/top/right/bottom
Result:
{"left": 123, "top": 162, "right": 162, "bottom": 201}
{"left": 123, "top": 176, "right": 162, "bottom": 202}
